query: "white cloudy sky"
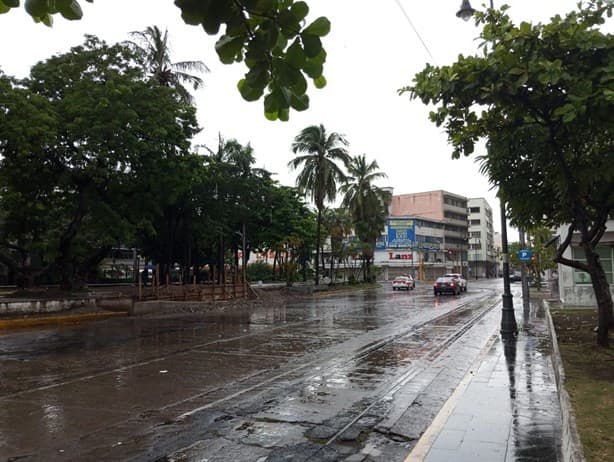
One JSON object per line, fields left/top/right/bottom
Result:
{"left": 0, "top": 0, "right": 602, "bottom": 238}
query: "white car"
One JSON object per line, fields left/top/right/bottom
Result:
{"left": 444, "top": 273, "right": 467, "bottom": 292}
{"left": 392, "top": 275, "right": 415, "bottom": 291}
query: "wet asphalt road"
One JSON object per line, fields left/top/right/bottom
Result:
{"left": 1, "top": 280, "right": 514, "bottom": 461}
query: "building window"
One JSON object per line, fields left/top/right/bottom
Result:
{"left": 571, "top": 246, "right": 613, "bottom": 284}
{"left": 470, "top": 231, "right": 482, "bottom": 238}
{"left": 470, "top": 219, "right": 481, "bottom": 225}
{"left": 470, "top": 207, "right": 480, "bottom": 213}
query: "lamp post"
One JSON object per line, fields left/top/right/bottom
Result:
{"left": 456, "top": 0, "right": 517, "bottom": 336}
{"left": 234, "top": 224, "right": 248, "bottom": 299}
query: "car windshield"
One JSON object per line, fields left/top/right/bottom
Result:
{"left": 436, "top": 277, "right": 454, "bottom": 283}
{"left": 445, "top": 273, "right": 462, "bottom": 278}
{"left": 394, "top": 277, "right": 410, "bottom": 281}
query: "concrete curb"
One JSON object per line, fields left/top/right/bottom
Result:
{"left": 544, "top": 300, "right": 586, "bottom": 462}
{"left": 0, "top": 311, "right": 129, "bottom": 329}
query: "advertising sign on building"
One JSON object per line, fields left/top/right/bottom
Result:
{"left": 387, "top": 218, "right": 415, "bottom": 248}
{"left": 419, "top": 236, "right": 442, "bottom": 251}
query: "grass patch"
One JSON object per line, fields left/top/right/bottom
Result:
{"left": 551, "top": 308, "right": 614, "bottom": 462}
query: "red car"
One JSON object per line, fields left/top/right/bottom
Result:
{"left": 434, "top": 276, "right": 461, "bottom": 296}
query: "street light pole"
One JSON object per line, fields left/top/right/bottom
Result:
{"left": 456, "top": 0, "right": 517, "bottom": 336}
{"left": 499, "top": 200, "right": 517, "bottom": 335}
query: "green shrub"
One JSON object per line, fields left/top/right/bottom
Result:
{"left": 246, "top": 261, "right": 274, "bottom": 282}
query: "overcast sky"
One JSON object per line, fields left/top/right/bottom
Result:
{"left": 0, "top": 0, "right": 603, "bottom": 239}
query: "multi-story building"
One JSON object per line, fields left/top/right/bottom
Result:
{"left": 467, "top": 198, "right": 496, "bottom": 278}
{"left": 377, "top": 190, "right": 469, "bottom": 279}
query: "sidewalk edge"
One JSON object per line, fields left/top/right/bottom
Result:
{"left": 544, "top": 300, "right": 586, "bottom": 462}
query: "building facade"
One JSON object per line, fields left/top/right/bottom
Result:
{"left": 467, "top": 198, "right": 496, "bottom": 278}
{"left": 377, "top": 190, "right": 469, "bottom": 280}
{"left": 555, "top": 221, "right": 614, "bottom": 306}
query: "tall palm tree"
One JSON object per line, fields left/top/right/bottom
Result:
{"left": 288, "top": 124, "right": 350, "bottom": 285}
{"left": 341, "top": 154, "right": 390, "bottom": 282}
{"left": 127, "top": 25, "right": 209, "bottom": 104}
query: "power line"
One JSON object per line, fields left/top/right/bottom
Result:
{"left": 393, "top": 0, "right": 437, "bottom": 64}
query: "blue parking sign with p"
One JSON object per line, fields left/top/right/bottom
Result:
{"left": 518, "top": 249, "right": 532, "bottom": 261}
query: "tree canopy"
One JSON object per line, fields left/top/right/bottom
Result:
{"left": 0, "top": 36, "right": 199, "bottom": 288}
{"left": 406, "top": 0, "right": 614, "bottom": 346}
{"left": 2, "top": 0, "right": 329, "bottom": 121}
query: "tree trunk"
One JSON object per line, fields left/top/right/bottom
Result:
{"left": 56, "top": 188, "right": 89, "bottom": 290}
{"left": 315, "top": 208, "right": 321, "bottom": 285}
{"left": 584, "top": 245, "right": 613, "bottom": 347}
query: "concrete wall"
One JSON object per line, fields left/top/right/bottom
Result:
{"left": 0, "top": 298, "right": 97, "bottom": 316}
{"left": 561, "top": 284, "right": 614, "bottom": 307}
{"left": 390, "top": 190, "right": 445, "bottom": 220}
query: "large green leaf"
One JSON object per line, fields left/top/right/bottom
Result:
{"left": 303, "top": 58, "right": 323, "bottom": 78}
{"left": 313, "top": 75, "right": 326, "bottom": 89}
{"left": 301, "top": 33, "right": 322, "bottom": 58}
{"left": 290, "top": 92, "right": 309, "bottom": 111}
{"left": 290, "top": 1, "right": 309, "bottom": 22}
{"left": 275, "top": 60, "right": 301, "bottom": 86}
{"left": 303, "top": 17, "right": 330, "bottom": 37}
{"left": 1, "top": 0, "right": 19, "bottom": 8}
{"left": 175, "top": 0, "right": 212, "bottom": 26}
{"left": 215, "top": 34, "right": 245, "bottom": 64}
{"left": 60, "top": 1, "right": 83, "bottom": 20}
{"left": 25, "top": 0, "right": 47, "bottom": 17}
{"left": 286, "top": 38, "right": 306, "bottom": 68}
{"left": 238, "top": 78, "right": 264, "bottom": 102}
{"left": 290, "top": 72, "right": 307, "bottom": 94}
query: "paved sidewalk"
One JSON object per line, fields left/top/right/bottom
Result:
{"left": 407, "top": 298, "right": 563, "bottom": 462}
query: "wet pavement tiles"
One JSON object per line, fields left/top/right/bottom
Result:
{"left": 420, "top": 302, "right": 562, "bottom": 462}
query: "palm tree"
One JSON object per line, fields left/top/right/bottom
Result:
{"left": 341, "top": 154, "right": 390, "bottom": 282}
{"left": 127, "top": 25, "right": 209, "bottom": 104}
{"left": 288, "top": 124, "right": 350, "bottom": 285}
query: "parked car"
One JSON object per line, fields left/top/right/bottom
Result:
{"left": 510, "top": 271, "right": 522, "bottom": 282}
{"left": 444, "top": 273, "right": 467, "bottom": 292}
{"left": 392, "top": 275, "right": 415, "bottom": 291}
{"left": 434, "top": 276, "right": 461, "bottom": 296}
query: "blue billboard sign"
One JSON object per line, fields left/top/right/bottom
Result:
{"left": 418, "top": 236, "right": 442, "bottom": 251}
{"left": 387, "top": 218, "right": 415, "bottom": 248}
